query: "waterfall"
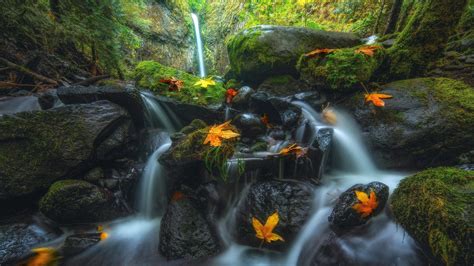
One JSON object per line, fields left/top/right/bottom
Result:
{"left": 140, "top": 91, "right": 177, "bottom": 131}
{"left": 191, "top": 13, "right": 206, "bottom": 78}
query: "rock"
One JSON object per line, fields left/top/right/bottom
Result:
{"left": 83, "top": 167, "right": 104, "bottom": 183}
{"left": 257, "top": 75, "right": 311, "bottom": 97}
{"left": 249, "top": 92, "right": 301, "bottom": 128}
{"left": 227, "top": 25, "right": 361, "bottom": 84}
{"left": 38, "top": 90, "right": 60, "bottom": 110}
{"left": 159, "top": 198, "right": 221, "bottom": 260}
{"left": 0, "top": 96, "right": 41, "bottom": 115}
{"left": 231, "top": 86, "right": 254, "bottom": 109}
{"left": 390, "top": 167, "right": 473, "bottom": 266}
{"left": 342, "top": 77, "right": 474, "bottom": 169}
{"left": 232, "top": 113, "right": 266, "bottom": 138}
{"left": 57, "top": 84, "right": 145, "bottom": 128}
{"left": 0, "top": 101, "right": 135, "bottom": 200}
{"left": 234, "top": 180, "right": 314, "bottom": 250}
{"left": 59, "top": 233, "right": 101, "bottom": 257}
{"left": 39, "top": 180, "right": 123, "bottom": 224}
{"left": 328, "top": 182, "right": 388, "bottom": 228}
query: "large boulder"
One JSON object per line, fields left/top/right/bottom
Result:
{"left": 0, "top": 101, "right": 135, "bottom": 200}
{"left": 390, "top": 167, "right": 473, "bottom": 266}
{"left": 227, "top": 25, "right": 361, "bottom": 84}
{"left": 234, "top": 180, "right": 314, "bottom": 250}
{"left": 39, "top": 180, "right": 122, "bottom": 223}
{"left": 159, "top": 197, "right": 221, "bottom": 260}
{"left": 342, "top": 78, "right": 474, "bottom": 169}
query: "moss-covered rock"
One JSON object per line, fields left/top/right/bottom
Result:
{"left": 342, "top": 77, "right": 474, "bottom": 169}
{"left": 134, "top": 61, "right": 226, "bottom": 106}
{"left": 0, "top": 101, "right": 133, "bottom": 200}
{"left": 39, "top": 180, "right": 122, "bottom": 223}
{"left": 390, "top": 167, "right": 473, "bottom": 265}
{"left": 297, "top": 45, "right": 386, "bottom": 91}
{"left": 227, "top": 25, "right": 361, "bottom": 85}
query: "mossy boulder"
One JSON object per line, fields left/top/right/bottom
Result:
{"left": 0, "top": 101, "right": 134, "bottom": 200}
{"left": 227, "top": 25, "right": 361, "bottom": 85}
{"left": 297, "top": 45, "right": 386, "bottom": 91}
{"left": 390, "top": 167, "right": 473, "bottom": 265}
{"left": 134, "top": 60, "right": 226, "bottom": 106}
{"left": 342, "top": 77, "right": 474, "bottom": 169}
{"left": 39, "top": 180, "right": 122, "bottom": 223}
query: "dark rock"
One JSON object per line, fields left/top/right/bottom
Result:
{"left": 232, "top": 113, "right": 266, "bottom": 138}
{"left": 60, "top": 233, "right": 101, "bottom": 257}
{"left": 281, "top": 109, "right": 300, "bottom": 128}
{"left": 0, "top": 96, "right": 41, "bottom": 115}
{"left": 154, "top": 94, "right": 220, "bottom": 125}
{"left": 83, "top": 167, "right": 104, "bottom": 183}
{"left": 39, "top": 180, "right": 123, "bottom": 224}
{"left": 268, "top": 128, "right": 286, "bottom": 140}
{"left": 328, "top": 182, "right": 388, "bottom": 228}
{"left": 57, "top": 84, "right": 145, "bottom": 128}
{"left": 249, "top": 92, "right": 301, "bottom": 127}
{"left": 38, "top": 90, "right": 60, "bottom": 110}
{"left": 159, "top": 198, "right": 221, "bottom": 260}
{"left": 235, "top": 180, "right": 314, "bottom": 250}
{"left": 292, "top": 91, "right": 327, "bottom": 108}
{"left": 227, "top": 25, "right": 361, "bottom": 84}
{"left": 341, "top": 77, "right": 474, "bottom": 169}
{"left": 257, "top": 75, "right": 312, "bottom": 97}
{"left": 231, "top": 86, "right": 254, "bottom": 109}
{"left": 0, "top": 101, "right": 135, "bottom": 200}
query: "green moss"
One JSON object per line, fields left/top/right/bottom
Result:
{"left": 297, "top": 46, "right": 385, "bottom": 91}
{"left": 390, "top": 167, "right": 473, "bottom": 265}
{"left": 134, "top": 61, "right": 226, "bottom": 106}
{"left": 263, "top": 75, "right": 294, "bottom": 85}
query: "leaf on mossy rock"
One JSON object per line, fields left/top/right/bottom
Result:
{"left": 252, "top": 212, "right": 285, "bottom": 243}
{"left": 355, "top": 45, "right": 383, "bottom": 57}
{"left": 364, "top": 93, "right": 393, "bottom": 107}
{"left": 203, "top": 121, "right": 240, "bottom": 147}
{"left": 304, "top": 48, "right": 337, "bottom": 58}
{"left": 159, "top": 77, "right": 184, "bottom": 91}
{"left": 226, "top": 88, "right": 238, "bottom": 104}
{"left": 195, "top": 77, "right": 216, "bottom": 88}
{"left": 352, "top": 190, "right": 378, "bottom": 217}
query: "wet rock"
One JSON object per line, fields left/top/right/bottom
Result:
{"left": 0, "top": 101, "right": 135, "bottom": 200}
{"left": 232, "top": 113, "right": 266, "bottom": 138}
{"left": 0, "top": 96, "right": 41, "bottom": 115}
{"left": 60, "top": 233, "right": 101, "bottom": 257}
{"left": 235, "top": 180, "right": 314, "bottom": 250}
{"left": 231, "top": 86, "right": 254, "bottom": 109}
{"left": 38, "top": 90, "right": 60, "bottom": 110}
{"left": 257, "top": 75, "right": 311, "bottom": 97}
{"left": 328, "top": 182, "right": 388, "bottom": 228}
{"left": 159, "top": 198, "right": 221, "bottom": 260}
{"left": 249, "top": 92, "right": 301, "bottom": 127}
{"left": 39, "top": 180, "right": 123, "bottom": 224}
{"left": 390, "top": 167, "right": 473, "bottom": 266}
{"left": 83, "top": 167, "right": 104, "bottom": 183}
{"left": 227, "top": 25, "right": 360, "bottom": 84}
{"left": 341, "top": 77, "right": 474, "bottom": 169}
{"left": 57, "top": 84, "right": 145, "bottom": 128}
{"left": 268, "top": 127, "right": 286, "bottom": 140}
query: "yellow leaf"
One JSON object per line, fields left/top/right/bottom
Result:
{"left": 203, "top": 121, "right": 240, "bottom": 147}
{"left": 278, "top": 144, "right": 307, "bottom": 158}
{"left": 26, "top": 247, "right": 58, "bottom": 266}
{"left": 252, "top": 212, "right": 285, "bottom": 243}
{"left": 100, "top": 232, "right": 109, "bottom": 240}
{"left": 364, "top": 93, "right": 393, "bottom": 107}
{"left": 322, "top": 107, "right": 337, "bottom": 125}
{"left": 194, "top": 77, "right": 216, "bottom": 88}
{"left": 352, "top": 190, "right": 378, "bottom": 217}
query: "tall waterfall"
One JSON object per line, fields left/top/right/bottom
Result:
{"left": 191, "top": 13, "right": 206, "bottom": 77}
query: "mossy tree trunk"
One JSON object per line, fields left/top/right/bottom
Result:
{"left": 384, "top": 0, "right": 403, "bottom": 35}
{"left": 387, "top": 0, "right": 468, "bottom": 80}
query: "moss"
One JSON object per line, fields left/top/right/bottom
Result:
{"left": 263, "top": 75, "right": 294, "bottom": 85}
{"left": 390, "top": 167, "right": 473, "bottom": 265}
{"left": 134, "top": 61, "right": 226, "bottom": 106}
{"left": 250, "top": 142, "right": 268, "bottom": 152}
{"left": 297, "top": 45, "right": 385, "bottom": 91}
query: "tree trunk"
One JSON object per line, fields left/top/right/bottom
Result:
{"left": 396, "top": 0, "right": 414, "bottom": 32}
{"left": 373, "top": 0, "right": 387, "bottom": 35}
{"left": 387, "top": 0, "right": 468, "bottom": 80}
{"left": 384, "top": 0, "right": 403, "bottom": 35}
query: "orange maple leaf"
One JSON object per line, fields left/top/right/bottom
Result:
{"left": 304, "top": 48, "right": 336, "bottom": 58}
{"left": 260, "top": 113, "right": 273, "bottom": 128}
{"left": 171, "top": 191, "right": 185, "bottom": 202}
{"left": 352, "top": 190, "right": 378, "bottom": 217}
{"left": 355, "top": 45, "right": 382, "bottom": 57}
{"left": 160, "top": 77, "right": 184, "bottom": 92}
{"left": 322, "top": 107, "right": 337, "bottom": 125}
{"left": 364, "top": 93, "right": 393, "bottom": 107}
{"left": 203, "top": 121, "right": 240, "bottom": 147}
{"left": 226, "top": 88, "right": 238, "bottom": 104}
{"left": 26, "top": 247, "right": 58, "bottom": 266}
{"left": 252, "top": 212, "right": 285, "bottom": 243}
{"left": 278, "top": 143, "right": 307, "bottom": 158}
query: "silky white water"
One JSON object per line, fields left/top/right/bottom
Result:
{"left": 191, "top": 13, "right": 206, "bottom": 78}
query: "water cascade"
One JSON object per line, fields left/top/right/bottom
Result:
{"left": 191, "top": 13, "right": 206, "bottom": 78}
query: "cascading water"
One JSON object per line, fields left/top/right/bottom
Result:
{"left": 191, "top": 13, "right": 206, "bottom": 78}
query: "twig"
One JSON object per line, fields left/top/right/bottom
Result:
{"left": 0, "top": 67, "right": 12, "bottom": 72}
{"left": 0, "top": 57, "right": 58, "bottom": 85}
{"left": 73, "top": 74, "right": 110, "bottom": 86}
{"left": 0, "top": 81, "right": 37, "bottom": 88}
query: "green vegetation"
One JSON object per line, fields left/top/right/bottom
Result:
{"left": 390, "top": 167, "right": 473, "bottom": 265}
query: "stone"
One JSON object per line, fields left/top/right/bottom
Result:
{"left": 232, "top": 113, "right": 266, "bottom": 138}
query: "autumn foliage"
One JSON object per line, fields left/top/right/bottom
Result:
{"left": 159, "top": 77, "right": 184, "bottom": 92}
{"left": 203, "top": 121, "right": 240, "bottom": 147}
{"left": 352, "top": 190, "right": 378, "bottom": 217}
{"left": 364, "top": 93, "right": 393, "bottom": 107}
{"left": 279, "top": 144, "right": 307, "bottom": 158}
{"left": 252, "top": 212, "right": 285, "bottom": 243}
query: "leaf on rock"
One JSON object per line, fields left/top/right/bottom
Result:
{"left": 260, "top": 113, "right": 272, "bottom": 128}
{"left": 194, "top": 77, "right": 216, "bottom": 88}
{"left": 279, "top": 143, "right": 307, "bottom": 158}
{"left": 26, "top": 247, "right": 58, "bottom": 266}
{"left": 252, "top": 212, "right": 285, "bottom": 243}
{"left": 203, "top": 121, "right": 240, "bottom": 147}
{"left": 159, "top": 77, "right": 184, "bottom": 92}
{"left": 322, "top": 107, "right": 337, "bottom": 125}
{"left": 355, "top": 45, "right": 383, "bottom": 57}
{"left": 226, "top": 88, "right": 238, "bottom": 104}
{"left": 352, "top": 190, "right": 378, "bottom": 218}
{"left": 304, "top": 48, "right": 336, "bottom": 58}
{"left": 364, "top": 93, "right": 393, "bottom": 107}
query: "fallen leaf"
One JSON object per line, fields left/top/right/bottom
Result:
{"left": 304, "top": 48, "right": 336, "bottom": 58}
{"left": 171, "top": 191, "right": 185, "bottom": 202}
{"left": 160, "top": 77, "right": 184, "bottom": 92}
{"left": 26, "top": 247, "right": 57, "bottom": 266}
{"left": 252, "top": 212, "right": 285, "bottom": 243}
{"left": 322, "top": 107, "right": 337, "bottom": 125}
{"left": 97, "top": 225, "right": 104, "bottom": 232}
{"left": 226, "top": 88, "right": 238, "bottom": 104}
{"left": 260, "top": 114, "right": 272, "bottom": 128}
{"left": 100, "top": 232, "right": 109, "bottom": 240}
{"left": 279, "top": 143, "right": 307, "bottom": 158}
{"left": 355, "top": 45, "right": 382, "bottom": 57}
{"left": 364, "top": 93, "right": 393, "bottom": 107}
{"left": 203, "top": 121, "right": 240, "bottom": 147}
{"left": 194, "top": 77, "right": 216, "bottom": 88}
{"left": 352, "top": 190, "right": 378, "bottom": 217}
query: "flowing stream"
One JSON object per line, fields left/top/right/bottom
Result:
{"left": 191, "top": 13, "right": 206, "bottom": 78}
